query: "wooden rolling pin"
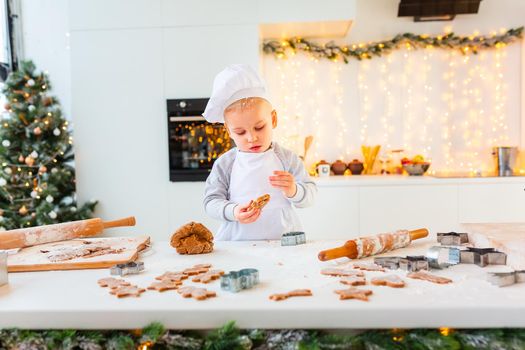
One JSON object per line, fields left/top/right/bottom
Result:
{"left": 0, "top": 216, "right": 136, "bottom": 249}
{"left": 318, "top": 228, "right": 428, "bottom": 261}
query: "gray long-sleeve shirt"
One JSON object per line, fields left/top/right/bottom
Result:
{"left": 204, "top": 142, "right": 317, "bottom": 224}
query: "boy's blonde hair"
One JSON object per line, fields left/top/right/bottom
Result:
{"left": 224, "top": 97, "right": 271, "bottom": 115}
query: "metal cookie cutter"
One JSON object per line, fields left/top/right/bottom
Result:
{"left": 460, "top": 247, "right": 507, "bottom": 267}
{"left": 516, "top": 270, "right": 525, "bottom": 283}
{"left": 220, "top": 268, "right": 259, "bottom": 293}
{"left": 374, "top": 256, "right": 401, "bottom": 270}
{"left": 0, "top": 251, "right": 8, "bottom": 287}
{"left": 426, "top": 246, "right": 460, "bottom": 269}
{"left": 437, "top": 232, "right": 469, "bottom": 246}
{"left": 110, "top": 261, "right": 145, "bottom": 276}
{"left": 281, "top": 232, "right": 306, "bottom": 246}
{"left": 487, "top": 271, "right": 516, "bottom": 287}
{"left": 487, "top": 270, "right": 525, "bottom": 287}
{"left": 399, "top": 255, "right": 429, "bottom": 272}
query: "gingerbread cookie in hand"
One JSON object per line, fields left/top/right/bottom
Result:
{"left": 248, "top": 194, "right": 270, "bottom": 210}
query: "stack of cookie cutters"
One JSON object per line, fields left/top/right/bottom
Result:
{"left": 437, "top": 232, "right": 469, "bottom": 246}
{"left": 374, "top": 256, "right": 401, "bottom": 270}
{"left": 110, "top": 261, "right": 145, "bottom": 276}
{"left": 487, "top": 270, "right": 525, "bottom": 287}
{"left": 374, "top": 255, "right": 429, "bottom": 272}
{"left": 281, "top": 231, "right": 306, "bottom": 246}
{"left": 426, "top": 246, "right": 461, "bottom": 269}
{"left": 399, "top": 255, "right": 429, "bottom": 272}
{"left": 220, "top": 268, "right": 259, "bottom": 293}
{"left": 0, "top": 251, "right": 7, "bottom": 286}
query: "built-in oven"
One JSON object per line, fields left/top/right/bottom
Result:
{"left": 167, "top": 98, "right": 233, "bottom": 181}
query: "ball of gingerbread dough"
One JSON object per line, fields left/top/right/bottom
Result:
{"left": 170, "top": 221, "right": 214, "bottom": 254}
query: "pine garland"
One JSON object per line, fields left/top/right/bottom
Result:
{"left": 263, "top": 27, "right": 524, "bottom": 63}
{"left": 0, "top": 322, "right": 524, "bottom": 349}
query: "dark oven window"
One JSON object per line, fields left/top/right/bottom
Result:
{"left": 167, "top": 99, "right": 233, "bottom": 181}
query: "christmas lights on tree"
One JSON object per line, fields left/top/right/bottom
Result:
{"left": 0, "top": 61, "right": 97, "bottom": 230}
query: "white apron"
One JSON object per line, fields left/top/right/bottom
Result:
{"left": 216, "top": 147, "right": 302, "bottom": 241}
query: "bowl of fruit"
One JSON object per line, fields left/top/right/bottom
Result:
{"left": 401, "top": 155, "right": 431, "bottom": 176}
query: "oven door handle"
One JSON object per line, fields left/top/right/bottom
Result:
{"left": 169, "top": 116, "right": 205, "bottom": 122}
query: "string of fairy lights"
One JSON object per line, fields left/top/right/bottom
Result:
{"left": 262, "top": 28, "right": 523, "bottom": 174}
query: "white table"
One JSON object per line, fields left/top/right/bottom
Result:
{"left": 1, "top": 239, "right": 524, "bottom": 329}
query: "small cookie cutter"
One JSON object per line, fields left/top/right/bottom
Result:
{"left": 460, "top": 247, "right": 507, "bottom": 267}
{"left": 281, "top": 232, "right": 306, "bottom": 246}
{"left": 426, "top": 246, "right": 461, "bottom": 269}
{"left": 399, "top": 255, "right": 429, "bottom": 272}
{"left": 437, "top": 232, "right": 469, "bottom": 246}
{"left": 110, "top": 261, "right": 145, "bottom": 276}
{"left": 220, "top": 268, "right": 259, "bottom": 293}
{"left": 373, "top": 256, "right": 401, "bottom": 270}
{"left": 487, "top": 270, "right": 525, "bottom": 287}
{"left": 0, "top": 251, "right": 8, "bottom": 287}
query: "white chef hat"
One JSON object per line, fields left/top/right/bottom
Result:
{"left": 203, "top": 64, "right": 271, "bottom": 123}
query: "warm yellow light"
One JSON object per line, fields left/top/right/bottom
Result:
{"left": 439, "top": 327, "right": 451, "bottom": 336}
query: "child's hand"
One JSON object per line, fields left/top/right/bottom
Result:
{"left": 269, "top": 170, "right": 297, "bottom": 198}
{"left": 234, "top": 201, "right": 261, "bottom": 224}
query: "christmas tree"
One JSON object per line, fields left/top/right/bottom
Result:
{"left": 0, "top": 60, "right": 97, "bottom": 230}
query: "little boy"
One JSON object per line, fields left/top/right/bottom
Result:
{"left": 203, "top": 64, "right": 316, "bottom": 240}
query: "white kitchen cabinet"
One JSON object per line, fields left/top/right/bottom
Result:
{"left": 296, "top": 186, "right": 359, "bottom": 239}
{"left": 162, "top": 25, "right": 259, "bottom": 98}
{"left": 459, "top": 183, "right": 525, "bottom": 223}
{"left": 71, "top": 29, "right": 170, "bottom": 238}
{"left": 69, "top": 0, "right": 162, "bottom": 31}
{"left": 359, "top": 185, "right": 459, "bottom": 235}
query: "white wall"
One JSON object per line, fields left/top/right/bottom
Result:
{"left": 20, "top": 0, "right": 524, "bottom": 240}
{"left": 20, "top": 0, "right": 71, "bottom": 118}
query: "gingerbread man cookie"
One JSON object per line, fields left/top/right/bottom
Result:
{"left": 155, "top": 271, "right": 188, "bottom": 283}
{"left": 352, "top": 262, "right": 385, "bottom": 272}
{"left": 183, "top": 264, "right": 212, "bottom": 276}
{"left": 407, "top": 271, "right": 452, "bottom": 284}
{"left": 371, "top": 275, "right": 405, "bottom": 288}
{"left": 335, "top": 288, "right": 373, "bottom": 301}
{"left": 110, "top": 285, "right": 146, "bottom": 298}
{"left": 249, "top": 194, "right": 270, "bottom": 210}
{"left": 192, "top": 269, "right": 225, "bottom": 283}
{"left": 321, "top": 268, "right": 364, "bottom": 277}
{"left": 340, "top": 275, "right": 367, "bottom": 286}
{"left": 177, "top": 286, "right": 217, "bottom": 300}
{"left": 148, "top": 280, "right": 181, "bottom": 292}
{"left": 269, "top": 289, "right": 312, "bottom": 301}
{"left": 98, "top": 277, "right": 131, "bottom": 289}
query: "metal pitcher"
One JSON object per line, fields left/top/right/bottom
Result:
{"left": 492, "top": 146, "right": 518, "bottom": 176}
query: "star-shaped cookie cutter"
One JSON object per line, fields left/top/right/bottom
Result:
{"left": 487, "top": 270, "right": 525, "bottom": 287}
{"left": 460, "top": 247, "right": 507, "bottom": 267}
{"left": 426, "top": 246, "right": 461, "bottom": 269}
{"left": 110, "top": 261, "right": 145, "bottom": 276}
{"left": 437, "top": 231, "right": 469, "bottom": 246}
{"left": 220, "top": 268, "right": 259, "bottom": 293}
{"left": 399, "top": 255, "right": 429, "bottom": 272}
{"left": 281, "top": 232, "right": 306, "bottom": 246}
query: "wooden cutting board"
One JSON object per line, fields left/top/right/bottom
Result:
{"left": 7, "top": 236, "right": 150, "bottom": 272}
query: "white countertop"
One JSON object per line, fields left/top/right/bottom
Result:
{"left": 1, "top": 239, "right": 524, "bottom": 330}
{"left": 314, "top": 174, "right": 525, "bottom": 186}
